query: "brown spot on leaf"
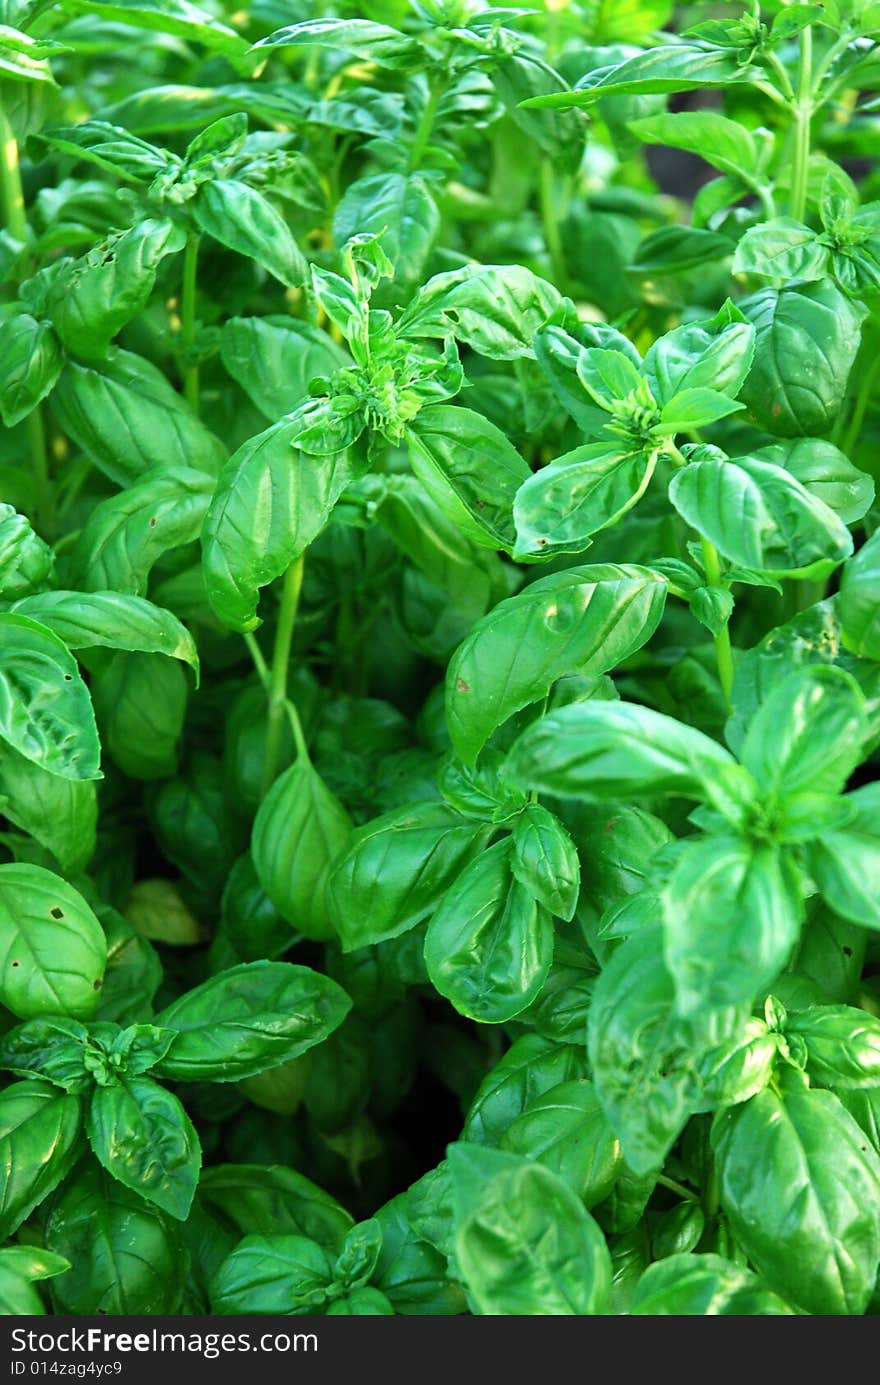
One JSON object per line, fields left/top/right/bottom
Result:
{"left": 456, "top": 677, "right": 471, "bottom": 693}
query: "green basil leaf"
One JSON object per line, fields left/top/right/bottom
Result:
{"left": 0, "top": 1080, "right": 82, "bottom": 1239}
{"left": 251, "top": 17, "right": 421, "bottom": 68}
{"left": 202, "top": 418, "right": 357, "bottom": 632}
{"left": 406, "top": 405, "right": 531, "bottom": 553}
{"left": 588, "top": 926, "right": 743, "bottom": 1174}
{"left": 662, "top": 837, "right": 803, "bottom": 1014}
{"left": 334, "top": 173, "right": 439, "bottom": 285}
{"left": 0, "top": 614, "right": 101, "bottom": 780}
{"left": 524, "top": 45, "right": 758, "bottom": 107}
{"left": 659, "top": 387, "right": 743, "bottom": 431}
{"left": 513, "top": 443, "right": 655, "bottom": 560}
{"left": 630, "top": 225, "right": 735, "bottom": 275}
{"left": 713, "top": 1081, "right": 880, "bottom": 1315}
{"left": 805, "top": 782, "right": 880, "bottom": 930}
{"left": 510, "top": 804, "right": 580, "bottom": 921}
{"left": 12, "top": 590, "right": 199, "bottom": 678}
{"left": 42, "top": 218, "right": 185, "bottom": 359}
{"left": 501, "top": 1079, "right": 622, "bottom": 1207}
{"left": 631, "top": 1253, "right": 794, "bottom": 1315}
{"left": 0, "top": 505, "right": 54, "bottom": 599}
{"left": 447, "top": 564, "right": 667, "bottom": 766}
{"left": 840, "top": 528, "right": 880, "bottom": 659}
{"left": 86, "top": 1076, "right": 200, "bottom": 1220}
{"left": 50, "top": 348, "right": 225, "bottom": 486}
{"left": 628, "top": 110, "right": 760, "bottom": 180}
{"left": 463, "top": 1034, "right": 587, "bottom": 1146}
{"left": 192, "top": 180, "right": 307, "bottom": 286}
{"left": 377, "top": 477, "right": 500, "bottom": 624}
{"left": 738, "top": 281, "right": 864, "bottom": 437}
{"left": 210, "top": 1232, "right": 334, "bottom": 1314}
{"left": 183, "top": 111, "right": 247, "bottom": 163}
{"left": 754, "top": 439, "right": 874, "bottom": 526}
{"left": 449, "top": 1142, "right": 611, "bottom": 1314}
{"left": 533, "top": 320, "right": 636, "bottom": 433}
{"left": 397, "top": 263, "right": 560, "bottom": 361}
{"left": 252, "top": 758, "right": 353, "bottom": 942}
{"left": 220, "top": 316, "right": 349, "bottom": 421}
{"left": 326, "top": 1286, "right": 394, "bottom": 1314}
{"left": 153, "top": 961, "right": 351, "bottom": 1082}
{"left": 732, "top": 217, "right": 828, "bottom": 282}
{"left": 0, "top": 746, "right": 96, "bottom": 875}
{"left": 54, "top": 0, "right": 248, "bottom": 58}
{"left": 739, "top": 665, "right": 866, "bottom": 800}
{"left": 694, "top": 1017, "right": 779, "bottom": 1109}
{"left": 37, "top": 120, "right": 169, "bottom": 181}
{"left": 45, "top": 1161, "right": 186, "bottom": 1314}
{"left": 91, "top": 651, "right": 186, "bottom": 781}
{"left": 0, "top": 313, "right": 63, "bottom": 428}
{"left": 786, "top": 1005, "right": 880, "bottom": 1089}
{"left": 69, "top": 466, "right": 213, "bottom": 595}
{"left": 424, "top": 838, "right": 554, "bottom": 1023}
{"left": 199, "top": 1165, "right": 352, "bottom": 1252}
{"left": 489, "top": 49, "right": 586, "bottom": 173}
{"left": 0, "top": 864, "right": 106, "bottom": 1019}
{"left": 576, "top": 346, "right": 643, "bottom": 408}
{"left": 504, "top": 699, "right": 752, "bottom": 821}
{"left": 329, "top": 802, "right": 493, "bottom": 952}
{"left": 0, "top": 1017, "right": 91, "bottom": 1091}
{"left": 668, "top": 453, "right": 853, "bottom": 578}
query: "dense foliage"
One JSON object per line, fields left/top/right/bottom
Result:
{"left": 2, "top": 0, "right": 880, "bottom": 1318}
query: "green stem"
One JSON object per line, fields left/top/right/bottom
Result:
{"left": 244, "top": 632, "right": 270, "bottom": 688}
{"left": 700, "top": 537, "right": 735, "bottom": 713}
{"left": 410, "top": 80, "right": 443, "bottom": 170}
{"left": 261, "top": 556, "right": 306, "bottom": 797}
{"left": 841, "top": 349, "right": 880, "bottom": 459}
{"left": 703, "top": 1163, "right": 720, "bottom": 1220}
{"left": 0, "top": 97, "right": 27, "bottom": 243}
{"left": 765, "top": 49, "right": 795, "bottom": 103}
{"left": 657, "top": 1175, "right": 699, "bottom": 1204}
{"left": 539, "top": 161, "right": 566, "bottom": 287}
{"left": 810, "top": 31, "right": 856, "bottom": 104}
{"left": 181, "top": 233, "right": 200, "bottom": 413}
{"left": 788, "top": 27, "right": 813, "bottom": 222}
{"left": 664, "top": 439, "right": 689, "bottom": 468}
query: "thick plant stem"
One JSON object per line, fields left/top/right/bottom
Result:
{"left": 181, "top": 233, "right": 200, "bottom": 413}
{"left": 261, "top": 555, "right": 306, "bottom": 797}
{"left": 700, "top": 537, "right": 735, "bottom": 712}
{"left": 410, "top": 81, "right": 442, "bottom": 170}
{"left": 788, "top": 27, "right": 813, "bottom": 222}
{"left": 0, "top": 98, "right": 26, "bottom": 242}
{"left": 0, "top": 98, "right": 53, "bottom": 535}
{"left": 658, "top": 1174, "right": 699, "bottom": 1203}
{"left": 540, "top": 161, "right": 566, "bottom": 287}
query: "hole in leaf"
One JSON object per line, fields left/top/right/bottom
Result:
{"left": 149, "top": 516, "right": 158, "bottom": 527}
{"left": 93, "top": 978, "right": 103, "bottom": 990}
{"left": 63, "top": 674, "right": 72, "bottom": 681}
{"left": 10, "top": 960, "right": 19, "bottom": 967}
{"left": 50, "top": 906, "right": 64, "bottom": 919}
{"left": 843, "top": 946, "right": 853, "bottom": 957}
